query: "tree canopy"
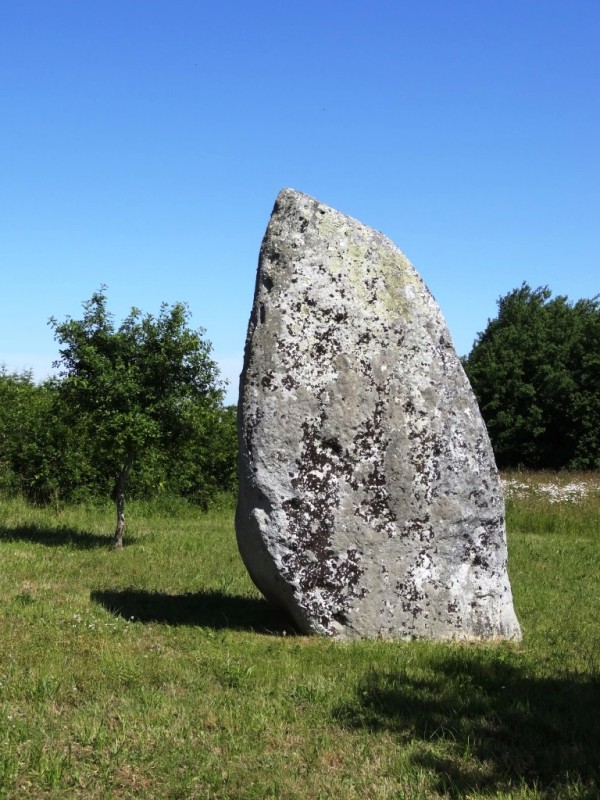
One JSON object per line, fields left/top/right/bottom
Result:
{"left": 462, "top": 284, "right": 600, "bottom": 470}
{"left": 47, "top": 289, "right": 230, "bottom": 546}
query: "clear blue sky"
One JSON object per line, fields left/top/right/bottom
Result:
{"left": 1, "top": 1, "right": 598, "bottom": 404}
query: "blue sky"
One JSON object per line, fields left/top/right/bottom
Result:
{"left": 1, "top": 1, "right": 598, "bottom": 405}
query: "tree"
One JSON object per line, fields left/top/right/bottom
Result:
{"left": 463, "top": 284, "right": 600, "bottom": 469}
{"left": 50, "top": 289, "right": 225, "bottom": 547}
{"left": 159, "top": 403, "right": 238, "bottom": 505}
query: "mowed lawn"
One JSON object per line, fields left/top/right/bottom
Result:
{"left": 1, "top": 474, "right": 599, "bottom": 799}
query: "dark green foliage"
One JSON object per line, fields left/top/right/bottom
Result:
{"left": 49, "top": 289, "right": 233, "bottom": 525}
{"left": 0, "top": 291, "right": 238, "bottom": 509}
{"left": 463, "top": 284, "right": 600, "bottom": 469}
{"left": 0, "top": 369, "right": 74, "bottom": 502}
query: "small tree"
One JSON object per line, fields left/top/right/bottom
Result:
{"left": 50, "top": 289, "right": 224, "bottom": 547}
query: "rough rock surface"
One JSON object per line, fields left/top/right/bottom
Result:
{"left": 236, "top": 189, "right": 521, "bottom": 641}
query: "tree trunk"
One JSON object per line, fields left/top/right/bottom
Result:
{"left": 112, "top": 455, "right": 133, "bottom": 550}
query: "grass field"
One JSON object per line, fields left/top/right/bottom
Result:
{"left": 1, "top": 473, "right": 599, "bottom": 799}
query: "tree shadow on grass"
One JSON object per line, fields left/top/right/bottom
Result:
{"left": 91, "top": 588, "right": 297, "bottom": 635}
{"left": 0, "top": 523, "right": 116, "bottom": 549}
{"left": 334, "top": 649, "right": 600, "bottom": 799}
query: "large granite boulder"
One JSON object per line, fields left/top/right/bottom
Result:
{"left": 236, "top": 189, "right": 521, "bottom": 641}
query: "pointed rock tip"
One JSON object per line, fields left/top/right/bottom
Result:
{"left": 272, "top": 188, "right": 364, "bottom": 231}
{"left": 273, "top": 187, "right": 329, "bottom": 211}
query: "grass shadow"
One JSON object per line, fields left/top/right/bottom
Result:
{"left": 91, "top": 587, "right": 298, "bottom": 635}
{"left": 334, "top": 650, "right": 600, "bottom": 798}
{"left": 0, "top": 523, "right": 117, "bottom": 549}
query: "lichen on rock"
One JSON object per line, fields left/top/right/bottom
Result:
{"left": 236, "top": 188, "right": 521, "bottom": 641}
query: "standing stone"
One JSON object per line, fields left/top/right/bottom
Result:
{"left": 236, "top": 189, "right": 521, "bottom": 641}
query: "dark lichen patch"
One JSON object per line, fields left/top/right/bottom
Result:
{"left": 402, "top": 398, "right": 445, "bottom": 501}
{"left": 261, "top": 370, "right": 275, "bottom": 389}
{"left": 395, "top": 577, "right": 425, "bottom": 619}
{"left": 281, "top": 373, "right": 299, "bottom": 391}
{"left": 402, "top": 515, "right": 434, "bottom": 542}
{"left": 348, "top": 398, "right": 397, "bottom": 537}
{"left": 459, "top": 517, "right": 503, "bottom": 571}
{"left": 259, "top": 240, "right": 282, "bottom": 267}
{"left": 280, "top": 415, "right": 366, "bottom": 635}
{"left": 322, "top": 436, "right": 343, "bottom": 456}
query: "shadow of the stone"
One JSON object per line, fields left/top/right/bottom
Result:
{"left": 0, "top": 523, "right": 115, "bottom": 549}
{"left": 333, "top": 650, "right": 600, "bottom": 798}
{"left": 91, "top": 587, "right": 297, "bottom": 635}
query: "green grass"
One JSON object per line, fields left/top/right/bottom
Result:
{"left": 1, "top": 477, "right": 599, "bottom": 799}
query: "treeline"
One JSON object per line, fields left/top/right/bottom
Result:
{"left": 0, "top": 291, "right": 238, "bottom": 512}
{"left": 1, "top": 284, "right": 598, "bottom": 516}
{"left": 0, "top": 369, "right": 237, "bottom": 507}
{"left": 463, "top": 284, "right": 600, "bottom": 470}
